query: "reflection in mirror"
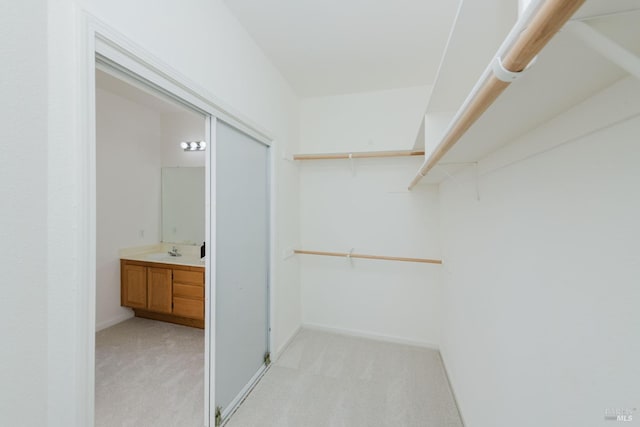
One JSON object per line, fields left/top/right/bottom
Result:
{"left": 161, "top": 167, "right": 205, "bottom": 245}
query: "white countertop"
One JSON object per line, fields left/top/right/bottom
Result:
{"left": 119, "top": 244, "right": 205, "bottom": 268}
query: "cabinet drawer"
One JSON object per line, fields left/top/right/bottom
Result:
{"left": 174, "top": 283, "right": 204, "bottom": 299}
{"left": 173, "top": 269, "right": 203, "bottom": 285}
{"left": 173, "top": 297, "right": 204, "bottom": 320}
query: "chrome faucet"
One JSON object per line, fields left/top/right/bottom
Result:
{"left": 168, "top": 246, "right": 182, "bottom": 257}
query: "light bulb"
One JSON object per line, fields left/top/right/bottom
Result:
{"left": 180, "top": 142, "right": 189, "bottom": 149}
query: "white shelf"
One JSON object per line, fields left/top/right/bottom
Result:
{"left": 413, "top": 0, "right": 640, "bottom": 183}
{"left": 441, "top": 8, "right": 639, "bottom": 166}
{"left": 425, "top": 0, "right": 518, "bottom": 116}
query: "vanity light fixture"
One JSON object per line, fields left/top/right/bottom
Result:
{"left": 180, "top": 141, "right": 206, "bottom": 151}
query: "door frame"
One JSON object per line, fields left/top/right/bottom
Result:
{"left": 79, "top": 13, "right": 274, "bottom": 427}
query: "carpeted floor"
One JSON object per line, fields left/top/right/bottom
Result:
{"left": 225, "top": 329, "right": 463, "bottom": 427}
{"left": 95, "top": 320, "right": 462, "bottom": 427}
{"left": 95, "top": 317, "right": 204, "bottom": 427}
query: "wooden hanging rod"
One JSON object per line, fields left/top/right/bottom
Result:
{"left": 408, "top": 0, "right": 586, "bottom": 189}
{"left": 294, "top": 150, "right": 425, "bottom": 161}
{"left": 294, "top": 249, "right": 442, "bottom": 265}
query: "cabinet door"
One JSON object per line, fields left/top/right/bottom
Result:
{"left": 122, "top": 264, "right": 147, "bottom": 309}
{"left": 147, "top": 267, "right": 172, "bottom": 313}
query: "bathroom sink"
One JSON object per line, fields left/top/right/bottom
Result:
{"left": 142, "top": 252, "right": 204, "bottom": 265}
{"left": 145, "top": 252, "right": 175, "bottom": 261}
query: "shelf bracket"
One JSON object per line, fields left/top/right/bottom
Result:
{"left": 347, "top": 248, "right": 355, "bottom": 268}
{"left": 492, "top": 55, "right": 537, "bottom": 82}
{"left": 566, "top": 21, "right": 640, "bottom": 82}
{"left": 348, "top": 153, "right": 356, "bottom": 176}
{"left": 474, "top": 162, "right": 481, "bottom": 201}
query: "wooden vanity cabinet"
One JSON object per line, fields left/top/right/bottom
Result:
{"left": 121, "top": 264, "right": 147, "bottom": 309}
{"left": 120, "top": 259, "right": 205, "bottom": 328}
{"left": 147, "top": 267, "right": 173, "bottom": 314}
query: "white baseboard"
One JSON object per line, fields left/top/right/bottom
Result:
{"left": 95, "top": 312, "right": 134, "bottom": 332}
{"left": 273, "top": 325, "right": 302, "bottom": 362}
{"left": 302, "top": 323, "right": 440, "bottom": 350}
{"left": 439, "top": 350, "right": 466, "bottom": 427}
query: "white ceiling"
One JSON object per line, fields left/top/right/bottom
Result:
{"left": 223, "top": 0, "right": 460, "bottom": 97}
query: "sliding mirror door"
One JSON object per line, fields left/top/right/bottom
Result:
{"left": 214, "top": 120, "right": 270, "bottom": 421}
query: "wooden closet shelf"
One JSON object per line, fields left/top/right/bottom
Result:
{"left": 295, "top": 249, "right": 442, "bottom": 265}
{"left": 294, "top": 150, "right": 425, "bottom": 161}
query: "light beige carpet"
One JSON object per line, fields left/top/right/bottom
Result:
{"left": 96, "top": 321, "right": 462, "bottom": 427}
{"left": 95, "top": 317, "right": 204, "bottom": 427}
{"left": 226, "top": 329, "right": 463, "bottom": 427}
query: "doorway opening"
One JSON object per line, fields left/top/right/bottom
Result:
{"left": 94, "top": 66, "right": 208, "bottom": 426}
{"left": 84, "top": 21, "right": 273, "bottom": 427}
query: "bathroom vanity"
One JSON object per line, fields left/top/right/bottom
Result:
{"left": 120, "top": 247, "right": 205, "bottom": 328}
{"left": 118, "top": 166, "right": 207, "bottom": 328}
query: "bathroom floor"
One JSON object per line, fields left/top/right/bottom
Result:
{"left": 95, "top": 317, "right": 204, "bottom": 427}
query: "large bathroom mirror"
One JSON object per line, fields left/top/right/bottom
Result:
{"left": 161, "top": 167, "right": 205, "bottom": 245}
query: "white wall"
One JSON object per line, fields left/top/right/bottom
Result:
{"left": 300, "top": 85, "right": 432, "bottom": 153}
{"left": 0, "top": 1, "right": 48, "bottom": 425}
{"left": 299, "top": 86, "right": 442, "bottom": 346}
{"left": 95, "top": 88, "right": 163, "bottom": 330}
{"left": 45, "top": 0, "right": 301, "bottom": 424}
{"left": 439, "top": 77, "right": 640, "bottom": 427}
